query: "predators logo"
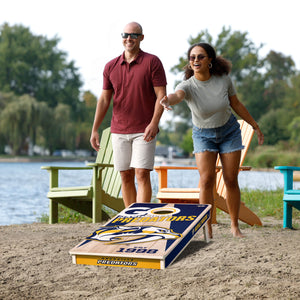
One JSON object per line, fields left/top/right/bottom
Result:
{"left": 83, "top": 225, "right": 182, "bottom": 245}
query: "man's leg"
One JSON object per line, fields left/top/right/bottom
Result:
{"left": 131, "top": 134, "right": 156, "bottom": 203}
{"left": 111, "top": 133, "right": 136, "bottom": 207}
{"left": 120, "top": 169, "right": 136, "bottom": 207}
{"left": 135, "top": 168, "right": 152, "bottom": 203}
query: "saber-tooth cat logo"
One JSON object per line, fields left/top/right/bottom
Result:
{"left": 83, "top": 225, "right": 182, "bottom": 245}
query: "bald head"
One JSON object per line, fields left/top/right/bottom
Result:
{"left": 123, "top": 22, "right": 143, "bottom": 34}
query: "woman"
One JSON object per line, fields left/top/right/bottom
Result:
{"left": 160, "top": 43, "right": 264, "bottom": 238}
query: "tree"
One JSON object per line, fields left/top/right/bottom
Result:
{"left": 263, "top": 51, "right": 296, "bottom": 83}
{"left": 75, "top": 90, "right": 113, "bottom": 150}
{"left": 0, "top": 94, "right": 47, "bottom": 154}
{"left": 282, "top": 73, "right": 300, "bottom": 115}
{"left": 51, "top": 104, "right": 76, "bottom": 151}
{"left": 237, "top": 71, "right": 266, "bottom": 120}
{"left": 214, "top": 27, "right": 263, "bottom": 83}
{"left": 0, "top": 23, "right": 82, "bottom": 117}
{"left": 180, "top": 128, "right": 193, "bottom": 155}
{"left": 258, "top": 108, "right": 290, "bottom": 145}
{"left": 288, "top": 116, "right": 300, "bottom": 150}
{"left": 260, "top": 51, "right": 297, "bottom": 113}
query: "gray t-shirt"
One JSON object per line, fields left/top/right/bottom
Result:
{"left": 175, "top": 75, "right": 236, "bottom": 128}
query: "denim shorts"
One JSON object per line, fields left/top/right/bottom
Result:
{"left": 192, "top": 114, "right": 244, "bottom": 154}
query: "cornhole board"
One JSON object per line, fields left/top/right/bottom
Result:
{"left": 69, "top": 203, "right": 211, "bottom": 269}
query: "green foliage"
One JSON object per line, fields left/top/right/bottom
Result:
{"left": 38, "top": 204, "right": 117, "bottom": 224}
{"left": 0, "top": 94, "right": 47, "bottom": 154}
{"left": 263, "top": 50, "right": 296, "bottom": 82}
{"left": 244, "top": 146, "right": 300, "bottom": 168}
{"left": 237, "top": 72, "right": 266, "bottom": 120}
{"left": 283, "top": 73, "right": 300, "bottom": 112}
{"left": 288, "top": 116, "right": 300, "bottom": 149}
{"left": 0, "top": 23, "right": 82, "bottom": 115}
{"left": 240, "top": 188, "right": 287, "bottom": 219}
{"left": 214, "top": 27, "right": 262, "bottom": 83}
{"left": 38, "top": 205, "right": 92, "bottom": 223}
{"left": 156, "top": 129, "right": 171, "bottom": 146}
{"left": 180, "top": 128, "right": 193, "bottom": 154}
{"left": 0, "top": 24, "right": 115, "bottom": 155}
{"left": 258, "top": 109, "right": 290, "bottom": 145}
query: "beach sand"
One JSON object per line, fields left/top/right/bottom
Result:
{"left": 0, "top": 216, "right": 299, "bottom": 300}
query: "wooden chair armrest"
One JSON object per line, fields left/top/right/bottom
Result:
{"left": 154, "top": 165, "right": 197, "bottom": 171}
{"left": 239, "top": 166, "right": 252, "bottom": 171}
{"left": 41, "top": 166, "right": 93, "bottom": 189}
{"left": 275, "top": 166, "right": 300, "bottom": 172}
{"left": 154, "top": 164, "right": 252, "bottom": 190}
{"left": 41, "top": 166, "right": 92, "bottom": 170}
{"left": 154, "top": 165, "right": 225, "bottom": 190}
{"left": 274, "top": 166, "right": 300, "bottom": 191}
{"left": 86, "top": 163, "right": 114, "bottom": 168}
{"left": 154, "top": 165, "right": 222, "bottom": 171}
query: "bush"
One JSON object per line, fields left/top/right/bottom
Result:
{"left": 245, "top": 146, "right": 300, "bottom": 168}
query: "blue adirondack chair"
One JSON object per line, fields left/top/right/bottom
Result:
{"left": 42, "top": 128, "right": 124, "bottom": 224}
{"left": 275, "top": 166, "right": 300, "bottom": 229}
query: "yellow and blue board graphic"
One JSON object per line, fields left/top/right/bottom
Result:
{"left": 69, "top": 203, "right": 211, "bottom": 269}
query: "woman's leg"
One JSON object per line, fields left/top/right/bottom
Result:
{"left": 195, "top": 151, "right": 218, "bottom": 238}
{"left": 220, "top": 150, "right": 244, "bottom": 237}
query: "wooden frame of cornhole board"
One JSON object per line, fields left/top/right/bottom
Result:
{"left": 69, "top": 203, "right": 211, "bottom": 269}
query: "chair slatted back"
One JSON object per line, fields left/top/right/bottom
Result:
{"left": 216, "top": 120, "right": 254, "bottom": 198}
{"left": 95, "top": 128, "right": 121, "bottom": 198}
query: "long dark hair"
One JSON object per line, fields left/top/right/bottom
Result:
{"left": 184, "top": 43, "right": 232, "bottom": 80}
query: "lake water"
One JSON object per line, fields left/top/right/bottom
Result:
{"left": 0, "top": 161, "right": 299, "bottom": 226}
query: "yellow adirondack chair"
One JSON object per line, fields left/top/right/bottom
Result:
{"left": 154, "top": 120, "right": 262, "bottom": 226}
{"left": 41, "top": 127, "right": 124, "bottom": 224}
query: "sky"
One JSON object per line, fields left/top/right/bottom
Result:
{"left": 1, "top": 0, "right": 300, "bottom": 99}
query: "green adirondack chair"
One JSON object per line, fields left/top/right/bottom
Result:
{"left": 41, "top": 127, "right": 124, "bottom": 224}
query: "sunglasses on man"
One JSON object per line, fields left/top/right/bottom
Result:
{"left": 121, "top": 33, "right": 142, "bottom": 39}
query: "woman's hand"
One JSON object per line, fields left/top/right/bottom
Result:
{"left": 255, "top": 127, "right": 264, "bottom": 145}
{"left": 160, "top": 96, "right": 172, "bottom": 111}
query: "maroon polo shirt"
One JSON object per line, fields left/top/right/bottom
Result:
{"left": 103, "top": 50, "right": 167, "bottom": 134}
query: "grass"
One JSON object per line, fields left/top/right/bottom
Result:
{"left": 38, "top": 205, "right": 116, "bottom": 224}
{"left": 226, "top": 188, "right": 299, "bottom": 229}
{"left": 38, "top": 206, "right": 92, "bottom": 224}
{"left": 38, "top": 188, "right": 300, "bottom": 226}
{"left": 240, "top": 188, "right": 286, "bottom": 219}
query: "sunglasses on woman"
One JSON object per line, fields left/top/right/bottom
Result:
{"left": 189, "top": 55, "right": 207, "bottom": 61}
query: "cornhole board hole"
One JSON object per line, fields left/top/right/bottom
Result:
{"left": 69, "top": 203, "right": 211, "bottom": 269}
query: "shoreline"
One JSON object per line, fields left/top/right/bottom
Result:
{"left": 0, "top": 156, "right": 277, "bottom": 171}
{"left": 0, "top": 157, "right": 285, "bottom": 175}
{"left": 0, "top": 156, "right": 95, "bottom": 163}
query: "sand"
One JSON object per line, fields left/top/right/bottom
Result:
{"left": 0, "top": 216, "right": 299, "bottom": 300}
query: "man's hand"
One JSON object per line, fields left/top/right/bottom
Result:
{"left": 143, "top": 124, "right": 158, "bottom": 142}
{"left": 90, "top": 131, "right": 100, "bottom": 151}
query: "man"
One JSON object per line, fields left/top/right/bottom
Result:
{"left": 90, "top": 22, "right": 167, "bottom": 207}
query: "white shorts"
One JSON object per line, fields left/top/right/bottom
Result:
{"left": 111, "top": 133, "right": 156, "bottom": 171}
